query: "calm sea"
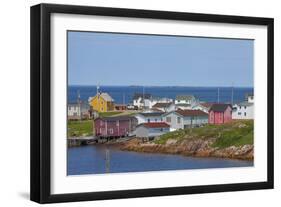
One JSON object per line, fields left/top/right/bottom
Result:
{"left": 67, "top": 145, "right": 253, "bottom": 175}
{"left": 68, "top": 85, "right": 253, "bottom": 104}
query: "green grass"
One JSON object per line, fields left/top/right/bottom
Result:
{"left": 98, "top": 111, "right": 122, "bottom": 117}
{"left": 67, "top": 120, "right": 93, "bottom": 137}
{"left": 212, "top": 121, "right": 253, "bottom": 148}
{"left": 154, "top": 120, "right": 254, "bottom": 149}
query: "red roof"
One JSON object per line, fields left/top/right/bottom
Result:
{"left": 176, "top": 109, "right": 208, "bottom": 116}
{"left": 142, "top": 122, "right": 170, "bottom": 128}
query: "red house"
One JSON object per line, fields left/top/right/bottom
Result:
{"left": 94, "top": 116, "right": 137, "bottom": 138}
{"left": 208, "top": 104, "right": 232, "bottom": 124}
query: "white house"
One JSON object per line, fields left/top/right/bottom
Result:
{"left": 132, "top": 93, "right": 152, "bottom": 109}
{"left": 232, "top": 102, "right": 254, "bottom": 119}
{"left": 135, "top": 122, "right": 170, "bottom": 138}
{"left": 162, "top": 109, "right": 208, "bottom": 131}
{"left": 134, "top": 112, "right": 164, "bottom": 124}
{"left": 192, "top": 102, "right": 214, "bottom": 113}
{"left": 132, "top": 93, "right": 173, "bottom": 109}
{"left": 68, "top": 102, "right": 90, "bottom": 120}
{"left": 175, "top": 95, "right": 198, "bottom": 110}
{"left": 150, "top": 97, "right": 173, "bottom": 108}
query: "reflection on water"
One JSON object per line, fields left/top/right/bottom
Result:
{"left": 67, "top": 145, "right": 253, "bottom": 175}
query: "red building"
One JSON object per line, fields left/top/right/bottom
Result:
{"left": 208, "top": 104, "right": 232, "bottom": 124}
{"left": 94, "top": 116, "right": 137, "bottom": 138}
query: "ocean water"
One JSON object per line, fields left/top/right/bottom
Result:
{"left": 68, "top": 85, "right": 253, "bottom": 104}
{"left": 67, "top": 145, "right": 253, "bottom": 175}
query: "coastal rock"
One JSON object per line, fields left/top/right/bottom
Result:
{"left": 121, "top": 138, "right": 253, "bottom": 161}
{"left": 166, "top": 139, "right": 178, "bottom": 145}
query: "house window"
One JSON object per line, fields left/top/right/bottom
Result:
{"left": 147, "top": 118, "right": 150, "bottom": 123}
{"left": 155, "top": 118, "right": 157, "bottom": 122}
{"left": 177, "top": 117, "right": 181, "bottom": 124}
{"left": 160, "top": 128, "right": 163, "bottom": 131}
{"left": 244, "top": 106, "right": 247, "bottom": 109}
{"left": 239, "top": 106, "right": 241, "bottom": 109}
{"left": 166, "top": 117, "right": 171, "bottom": 123}
{"left": 238, "top": 112, "right": 241, "bottom": 115}
{"left": 109, "top": 128, "right": 113, "bottom": 134}
{"left": 244, "top": 112, "right": 247, "bottom": 116}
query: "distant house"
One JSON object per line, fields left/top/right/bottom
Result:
{"left": 232, "top": 95, "right": 254, "bottom": 120}
{"left": 134, "top": 112, "right": 164, "bottom": 124}
{"left": 150, "top": 97, "right": 173, "bottom": 109}
{"left": 135, "top": 122, "right": 170, "bottom": 138}
{"left": 232, "top": 102, "right": 254, "bottom": 119}
{"left": 68, "top": 102, "right": 90, "bottom": 120}
{"left": 192, "top": 102, "right": 214, "bottom": 113}
{"left": 162, "top": 109, "right": 208, "bottom": 130}
{"left": 175, "top": 95, "right": 198, "bottom": 110}
{"left": 132, "top": 93, "right": 152, "bottom": 109}
{"left": 132, "top": 93, "right": 172, "bottom": 109}
{"left": 88, "top": 92, "right": 114, "bottom": 112}
{"left": 209, "top": 104, "right": 232, "bottom": 124}
{"left": 94, "top": 116, "right": 137, "bottom": 138}
{"left": 152, "top": 102, "right": 175, "bottom": 112}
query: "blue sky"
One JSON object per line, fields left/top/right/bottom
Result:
{"left": 68, "top": 31, "right": 253, "bottom": 87}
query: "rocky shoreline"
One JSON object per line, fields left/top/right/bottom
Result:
{"left": 120, "top": 138, "right": 253, "bottom": 160}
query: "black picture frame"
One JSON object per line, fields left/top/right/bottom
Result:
{"left": 30, "top": 3, "right": 274, "bottom": 204}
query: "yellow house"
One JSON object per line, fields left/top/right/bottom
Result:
{"left": 89, "top": 93, "right": 114, "bottom": 112}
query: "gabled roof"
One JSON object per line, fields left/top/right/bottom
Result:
{"left": 139, "top": 122, "right": 170, "bottom": 128}
{"left": 209, "top": 104, "right": 232, "bottom": 112}
{"left": 137, "top": 112, "right": 164, "bottom": 117}
{"left": 152, "top": 102, "right": 173, "bottom": 108}
{"left": 176, "top": 95, "right": 195, "bottom": 101}
{"left": 100, "top": 93, "right": 114, "bottom": 102}
{"left": 175, "top": 103, "right": 191, "bottom": 106}
{"left": 163, "top": 109, "right": 208, "bottom": 117}
{"left": 200, "top": 102, "right": 214, "bottom": 108}
{"left": 95, "top": 115, "right": 136, "bottom": 121}
{"left": 176, "top": 109, "right": 208, "bottom": 117}
{"left": 133, "top": 93, "right": 152, "bottom": 100}
{"left": 88, "top": 92, "right": 114, "bottom": 102}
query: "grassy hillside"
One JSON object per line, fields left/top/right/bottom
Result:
{"left": 155, "top": 120, "right": 253, "bottom": 149}
{"left": 67, "top": 120, "right": 93, "bottom": 137}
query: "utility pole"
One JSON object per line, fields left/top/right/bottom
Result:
{"left": 77, "top": 90, "right": 81, "bottom": 121}
{"left": 217, "top": 87, "right": 220, "bottom": 103}
{"left": 231, "top": 82, "right": 234, "bottom": 105}
{"left": 142, "top": 86, "right": 145, "bottom": 109}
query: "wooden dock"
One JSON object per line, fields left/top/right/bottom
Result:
{"left": 68, "top": 136, "right": 98, "bottom": 147}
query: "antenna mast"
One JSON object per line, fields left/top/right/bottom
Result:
{"left": 143, "top": 86, "right": 145, "bottom": 108}
{"left": 217, "top": 87, "right": 220, "bottom": 103}
{"left": 231, "top": 83, "right": 234, "bottom": 105}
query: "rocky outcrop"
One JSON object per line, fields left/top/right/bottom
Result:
{"left": 121, "top": 138, "right": 253, "bottom": 160}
